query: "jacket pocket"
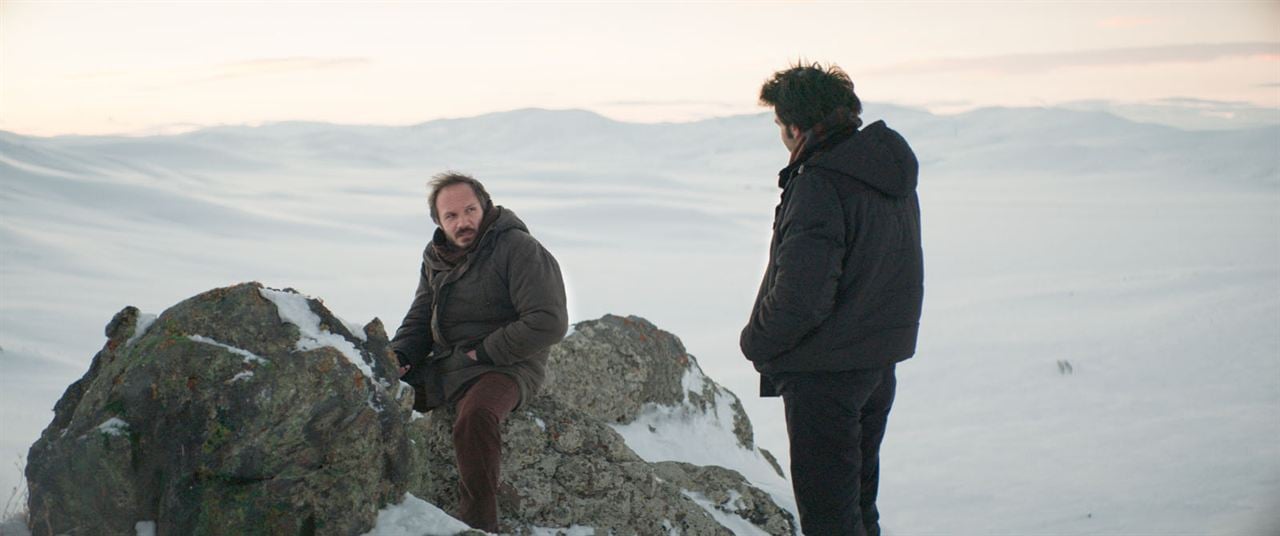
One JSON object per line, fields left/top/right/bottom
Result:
{"left": 403, "top": 351, "right": 447, "bottom": 412}
{"left": 412, "top": 373, "right": 445, "bottom": 413}
{"left": 435, "top": 345, "right": 478, "bottom": 374}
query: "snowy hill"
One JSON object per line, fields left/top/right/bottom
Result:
{"left": 1, "top": 105, "right": 1277, "bottom": 534}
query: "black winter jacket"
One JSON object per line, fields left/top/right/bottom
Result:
{"left": 740, "top": 120, "right": 923, "bottom": 389}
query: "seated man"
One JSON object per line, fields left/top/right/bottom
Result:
{"left": 391, "top": 171, "right": 568, "bottom": 531}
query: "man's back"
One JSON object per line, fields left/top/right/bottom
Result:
{"left": 743, "top": 61, "right": 922, "bottom": 536}
{"left": 741, "top": 120, "right": 923, "bottom": 374}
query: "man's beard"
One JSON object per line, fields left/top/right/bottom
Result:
{"left": 452, "top": 227, "right": 477, "bottom": 246}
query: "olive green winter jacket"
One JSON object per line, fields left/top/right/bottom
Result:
{"left": 391, "top": 207, "right": 568, "bottom": 411}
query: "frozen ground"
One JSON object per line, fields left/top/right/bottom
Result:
{"left": 1, "top": 105, "right": 1276, "bottom": 534}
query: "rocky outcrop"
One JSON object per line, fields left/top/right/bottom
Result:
{"left": 26, "top": 284, "right": 795, "bottom": 535}
{"left": 25, "top": 283, "right": 412, "bottom": 535}
{"left": 398, "top": 315, "right": 795, "bottom": 533}
{"left": 545, "top": 315, "right": 783, "bottom": 477}
{"left": 408, "top": 397, "right": 748, "bottom": 534}
{"left": 650, "top": 462, "right": 794, "bottom": 535}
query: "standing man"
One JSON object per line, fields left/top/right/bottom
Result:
{"left": 391, "top": 172, "right": 568, "bottom": 532}
{"left": 740, "top": 63, "right": 923, "bottom": 536}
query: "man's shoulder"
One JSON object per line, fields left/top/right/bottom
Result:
{"left": 493, "top": 226, "right": 535, "bottom": 246}
{"left": 783, "top": 165, "right": 844, "bottom": 202}
{"left": 493, "top": 227, "right": 555, "bottom": 259}
{"left": 790, "top": 163, "right": 837, "bottom": 184}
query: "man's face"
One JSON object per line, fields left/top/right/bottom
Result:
{"left": 776, "top": 115, "right": 801, "bottom": 153}
{"left": 435, "top": 183, "right": 485, "bottom": 248}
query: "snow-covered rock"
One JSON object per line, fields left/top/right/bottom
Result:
{"left": 404, "top": 315, "right": 796, "bottom": 533}
{"left": 25, "top": 283, "right": 412, "bottom": 535}
{"left": 25, "top": 285, "right": 794, "bottom": 535}
{"left": 546, "top": 315, "right": 793, "bottom": 516}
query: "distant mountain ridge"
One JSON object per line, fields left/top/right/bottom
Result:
{"left": 6, "top": 100, "right": 1276, "bottom": 142}
{"left": 4, "top": 104, "right": 1275, "bottom": 188}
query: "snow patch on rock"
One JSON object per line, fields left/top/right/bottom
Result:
{"left": 681, "top": 490, "right": 769, "bottom": 536}
{"left": 188, "top": 335, "right": 268, "bottom": 364}
{"left": 529, "top": 526, "right": 597, "bottom": 536}
{"left": 612, "top": 363, "right": 797, "bottom": 521}
{"left": 127, "top": 313, "right": 158, "bottom": 346}
{"left": 97, "top": 417, "right": 129, "bottom": 437}
{"left": 361, "top": 493, "right": 470, "bottom": 536}
{"left": 134, "top": 520, "right": 156, "bottom": 536}
{"left": 259, "top": 288, "right": 374, "bottom": 380}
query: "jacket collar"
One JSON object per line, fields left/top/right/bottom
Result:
{"left": 423, "top": 206, "right": 529, "bottom": 271}
{"left": 777, "top": 125, "right": 858, "bottom": 189}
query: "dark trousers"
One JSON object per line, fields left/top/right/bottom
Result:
{"left": 778, "top": 365, "right": 896, "bottom": 536}
{"left": 452, "top": 372, "right": 520, "bottom": 532}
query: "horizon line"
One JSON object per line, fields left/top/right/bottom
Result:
{"left": 3, "top": 99, "right": 1277, "bottom": 139}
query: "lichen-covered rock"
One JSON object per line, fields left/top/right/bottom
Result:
{"left": 26, "top": 286, "right": 794, "bottom": 535}
{"left": 652, "top": 462, "right": 795, "bottom": 536}
{"left": 546, "top": 315, "right": 779, "bottom": 472}
{"left": 406, "top": 315, "right": 796, "bottom": 534}
{"left": 407, "top": 396, "right": 738, "bottom": 535}
{"left": 545, "top": 315, "right": 690, "bottom": 424}
{"left": 26, "top": 282, "right": 412, "bottom": 536}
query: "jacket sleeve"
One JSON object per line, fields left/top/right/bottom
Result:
{"left": 481, "top": 233, "right": 569, "bottom": 365}
{"left": 740, "top": 173, "right": 846, "bottom": 362}
{"left": 390, "top": 260, "right": 434, "bottom": 366}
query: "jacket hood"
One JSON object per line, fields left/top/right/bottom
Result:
{"left": 424, "top": 206, "right": 528, "bottom": 269}
{"left": 804, "top": 120, "right": 919, "bottom": 198}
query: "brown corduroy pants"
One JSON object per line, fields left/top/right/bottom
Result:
{"left": 452, "top": 372, "right": 520, "bottom": 531}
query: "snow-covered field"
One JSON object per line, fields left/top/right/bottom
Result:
{"left": 1, "top": 105, "right": 1276, "bottom": 534}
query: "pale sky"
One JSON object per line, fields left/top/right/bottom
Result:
{"left": 2, "top": 1, "right": 1277, "bottom": 136}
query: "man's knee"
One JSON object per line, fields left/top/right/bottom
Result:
{"left": 453, "top": 405, "right": 502, "bottom": 442}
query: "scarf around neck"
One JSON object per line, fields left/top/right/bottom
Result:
{"left": 787, "top": 106, "right": 862, "bottom": 166}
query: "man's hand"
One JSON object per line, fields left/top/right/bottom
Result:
{"left": 466, "top": 349, "right": 478, "bottom": 361}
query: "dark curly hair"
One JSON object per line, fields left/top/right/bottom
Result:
{"left": 759, "top": 61, "right": 863, "bottom": 131}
